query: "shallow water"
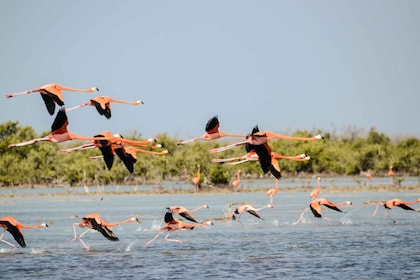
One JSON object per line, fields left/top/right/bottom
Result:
{"left": 1, "top": 188, "right": 419, "bottom": 279}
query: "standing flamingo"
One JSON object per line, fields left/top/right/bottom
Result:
{"left": 388, "top": 165, "right": 394, "bottom": 184}
{"left": 5, "top": 83, "right": 99, "bottom": 115}
{"left": 231, "top": 204, "right": 273, "bottom": 222}
{"left": 231, "top": 170, "right": 241, "bottom": 188}
{"left": 177, "top": 115, "right": 245, "bottom": 145}
{"left": 294, "top": 198, "right": 352, "bottom": 224}
{"left": 310, "top": 177, "right": 321, "bottom": 201}
{"left": 192, "top": 165, "right": 201, "bottom": 193}
{"left": 210, "top": 125, "right": 323, "bottom": 154}
{"left": 72, "top": 213, "right": 140, "bottom": 250}
{"left": 0, "top": 216, "right": 48, "bottom": 248}
{"left": 168, "top": 205, "right": 209, "bottom": 223}
{"left": 8, "top": 110, "right": 156, "bottom": 148}
{"left": 145, "top": 210, "right": 213, "bottom": 246}
{"left": 66, "top": 96, "right": 143, "bottom": 119}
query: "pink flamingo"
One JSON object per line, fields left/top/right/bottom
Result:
{"left": 66, "top": 96, "right": 143, "bottom": 119}
{"left": 177, "top": 115, "right": 245, "bottom": 145}
{"left": 231, "top": 170, "right": 241, "bottom": 188}
{"left": 192, "top": 165, "right": 201, "bottom": 193}
{"left": 210, "top": 125, "right": 323, "bottom": 154}
{"left": 0, "top": 216, "right": 48, "bottom": 248}
{"left": 168, "top": 205, "right": 209, "bottom": 223}
{"left": 266, "top": 179, "right": 280, "bottom": 204}
{"left": 8, "top": 110, "right": 156, "bottom": 148}
{"left": 72, "top": 213, "right": 140, "bottom": 250}
{"left": 372, "top": 198, "right": 420, "bottom": 223}
{"left": 145, "top": 210, "right": 212, "bottom": 246}
{"left": 5, "top": 83, "right": 98, "bottom": 115}
{"left": 294, "top": 198, "right": 352, "bottom": 224}
{"left": 231, "top": 204, "right": 273, "bottom": 222}
{"left": 310, "top": 177, "right": 321, "bottom": 201}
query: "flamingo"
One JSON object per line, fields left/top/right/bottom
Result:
{"left": 144, "top": 210, "right": 213, "bottom": 246}
{"left": 210, "top": 125, "right": 323, "bottom": 154}
{"left": 0, "top": 216, "right": 48, "bottom": 248}
{"left": 212, "top": 151, "right": 310, "bottom": 165}
{"left": 294, "top": 198, "right": 352, "bottom": 224}
{"left": 231, "top": 170, "right": 241, "bottom": 188}
{"left": 8, "top": 110, "right": 156, "bottom": 148}
{"left": 231, "top": 204, "right": 273, "bottom": 222}
{"left": 177, "top": 115, "right": 245, "bottom": 145}
{"left": 192, "top": 165, "right": 201, "bottom": 193}
{"left": 310, "top": 177, "right": 321, "bottom": 201}
{"left": 168, "top": 205, "right": 209, "bottom": 223}
{"left": 5, "top": 83, "right": 99, "bottom": 115}
{"left": 72, "top": 213, "right": 140, "bottom": 250}
{"left": 372, "top": 198, "right": 420, "bottom": 223}
{"left": 66, "top": 96, "right": 143, "bottom": 119}
{"left": 388, "top": 165, "right": 394, "bottom": 184}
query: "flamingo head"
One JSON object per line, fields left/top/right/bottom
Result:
{"left": 155, "top": 144, "right": 162, "bottom": 148}
{"left": 136, "top": 100, "right": 144, "bottom": 104}
{"left": 203, "top": 221, "right": 213, "bottom": 226}
{"left": 90, "top": 87, "right": 100, "bottom": 92}
{"left": 202, "top": 205, "right": 209, "bottom": 209}
{"left": 148, "top": 138, "right": 157, "bottom": 143}
{"left": 40, "top": 223, "right": 48, "bottom": 228}
{"left": 345, "top": 201, "right": 352, "bottom": 205}
{"left": 314, "top": 135, "right": 324, "bottom": 140}
{"left": 131, "top": 217, "right": 142, "bottom": 223}
{"left": 266, "top": 204, "right": 274, "bottom": 208}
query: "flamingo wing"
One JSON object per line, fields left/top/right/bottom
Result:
{"left": 179, "top": 212, "right": 200, "bottom": 223}
{"left": 323, "top": 204, "right": 343, "bottom": 212}
{"left": 114, "top": 147, "right": 134, "bottom": 173}
{"left": 205, "top": 115, "right": 220, "bottom": 133}
{"left": 91, "top": 99, "right": 112, "bottom": 119}
{"left": 309, "top": 204, "right": 322, "bottom": 218}
{"left": 0, "top": 220, "right": 26, "bottom": 247}
{"left": 396, "top": 204, "right": 416, "bottom": 211}
{"left": 40, "top": 92, "right": 57, "bottom": 115}
{"left": 247, "top": 209, "right": 263, "bottom": 219}
{"left": 164, "top": 211, "right": 175, "bottom": 223}
{"left": 85, "top": 218, "right": 119, "bottom": 241}
{"left": 51, "top": 109, "right": 69, "bottom": 134}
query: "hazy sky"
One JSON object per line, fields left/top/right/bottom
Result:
{"left": 1, "top": 1, "right": 419, "bottom": 141}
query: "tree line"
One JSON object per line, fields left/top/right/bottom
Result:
{"left": 0, "top": 121, "right": 419, "bottom": 187}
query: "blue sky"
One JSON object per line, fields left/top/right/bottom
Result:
{"left": 1, "top": 1, "right": 419, "bottom": 141}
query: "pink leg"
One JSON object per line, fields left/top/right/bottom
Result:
{"left": 145, "top": 231, "right": 164, "bottom": 247}
{"left": 164, "top": 233, "right": 183, "bottom": 244}
{"left": 371, "top": 203, "right": 380, "bottom": 217}
{"left": 293, "top": 208, "right": 309, "bottom": 225}
{"left": 0, "top": 231, "right": 17, "bottom": 248}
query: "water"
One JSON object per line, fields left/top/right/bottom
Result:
{"left": 1, "top": 188, "right": 419, "bottom": 279}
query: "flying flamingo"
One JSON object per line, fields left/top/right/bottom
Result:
{"left": 72, "top": 213, "right": 140, "bottom": 250}
{"left": 210, "top": 125, "right": 323, "bottom": 154}
{"left": 192, "top": 165, "right": 201, "bottom": 193}
{"left": 0, "top": 216, "right": 48, "bottom": 248}
{"left": 168, "top": 205, "right": 209, "bottom": 223}
{"left": 8, "top": 110, "right": 156, "bottom": 148}
{"left": 5, "top": 83, "right": 99, "bottom": 115}
{"left": 144, "top": 210, "right": 213, "bottom": 246}
{"left": 212, "top": 151, "right": 309, "bottom": 165}
{"left": 231, "top": 170, "right": 241, "bottom": 188}
{"left": 372, "top": 198, "right": 420, "bottom": 223}
{"left": 231, "top": 204, "right": 273, "bottom": 222}
{"left": 310, "top": 177, "right": 321, "bottom": 201}
{"left": 293, "top": 198, "right": 352, "bottom": 224}
{"left": 177, "top": 115, "right": 245, "bottom": 145}
{"left": 66, "top": 96, "right": 144, "bottom": 119}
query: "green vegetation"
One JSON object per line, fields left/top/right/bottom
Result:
{"left": 1, "top": 121, "right": 419, "bottom": 187}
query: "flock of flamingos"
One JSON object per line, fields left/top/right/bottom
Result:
{"left": 1, "top": 83, "right": 419, "bottom": 250}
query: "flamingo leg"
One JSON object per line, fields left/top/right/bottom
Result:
{"left": 209, "top": 141, "right": 247, "bottom": 154}
{"left": 0, "top": 231, "right": 17, "bottom": 248}
{"left": 65, "top": 103, "right": 89, "bottom": 113}
{"left": 144, "top": 231, "right": 164, "bottom": 247}
{"left": 384, "top": 210, "right": 396, "bottom": 224}
{"left": 371, "top": 203, "right": 380, "bottom": 217}
{"left": 293, "top": 208, "right": 309, "bottom": 225}
{"left": 164, "top": 233, "right": 183, "bottom": 244}
{"left": 177, "top": 138, "right": 200, "bottom": 145}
